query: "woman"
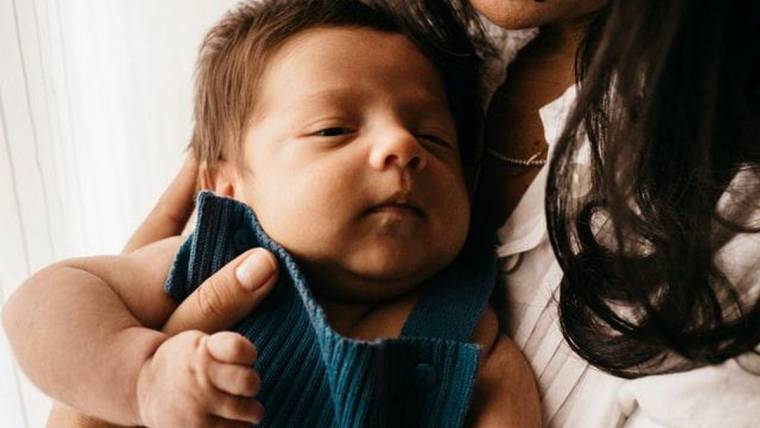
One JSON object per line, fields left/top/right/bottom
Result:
{"left": 457, "top": 0, "right": 760, "bottom": 426}
{"left": 29, "top": 0, "right": 760, "bottom": 426}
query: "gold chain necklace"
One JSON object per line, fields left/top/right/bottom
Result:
{"left": 485, "top": 145, "right": 548, "bottom": 167}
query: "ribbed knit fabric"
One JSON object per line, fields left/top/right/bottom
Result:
{"left": 165, "top": 192, "right": 497, "bottom": 427}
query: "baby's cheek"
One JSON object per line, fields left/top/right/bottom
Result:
{"left": 431, "top": 180, "right": 470, "bottom": 258}
{"left": 434, "top": 173, "right": 470, "bottom": 224}
{"left": 239, "top": 183, "right": 291, "bottom": 239}
{"left": 252, "top": 191, "right": 337, "bottom": 257}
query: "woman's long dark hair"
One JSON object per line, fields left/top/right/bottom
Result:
{"left": 400, "top": 0, "right": 760, "bottom": 377}
{"left": 546, "top": 0, "right": 760, "bottom": 376}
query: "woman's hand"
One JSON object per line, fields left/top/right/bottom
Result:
{"left": 47, "top": 152, "right": 279, "bottom": 428}
{"left": 120, "top": 152, "right": 200, "bottom": 254}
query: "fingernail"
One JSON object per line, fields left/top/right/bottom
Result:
{"left": 235, "top": 249, "right": 275, "bottom": 291}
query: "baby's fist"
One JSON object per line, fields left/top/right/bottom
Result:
{"left": 136, "top": 330, "right": 263, "bottom": 428}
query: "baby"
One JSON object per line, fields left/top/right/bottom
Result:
{"left": 3, "top": 0, "right": 539, "bottom": 426}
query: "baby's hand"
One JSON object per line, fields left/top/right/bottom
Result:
{"left": 136, "top": 330, "right": 263, "bottom": 428}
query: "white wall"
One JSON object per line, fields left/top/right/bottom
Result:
{"left": 0, "top": 1, "right": 236, "bottom": 426}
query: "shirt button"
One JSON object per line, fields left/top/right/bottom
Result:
{"left": 414, "top": 363, "right": 438, "bottom": 391}
{"left": 233, "top": 229, "right": 255, "bottom": 252}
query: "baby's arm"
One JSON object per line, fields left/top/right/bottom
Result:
{"left": 466, "top": 307, "right": 541, "bottom": 427}
{"left": 3, "top": 237, "right": 266, "bottom": 427}
{"left": 2, "top": 238, "right": 182, "bottom": 425}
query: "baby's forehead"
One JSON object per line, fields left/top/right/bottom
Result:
{"left": 252, "top": 27, "right": 450, "bottom": 113}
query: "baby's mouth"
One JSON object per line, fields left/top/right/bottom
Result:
{"left": 366, "top": 202, "right": 425, "bottom": 218}
{"left": 364, "top": 192, "right": 426, "bottom": 219}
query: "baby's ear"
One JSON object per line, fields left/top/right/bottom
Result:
{"left": 199, "top": 160, "right": 237, "bottom": 198}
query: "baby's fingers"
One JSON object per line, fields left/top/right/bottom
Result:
{"left": 209, "top": 391, "right": 265, "bottom": 424}
{"left": 207, "top": 331, "right": 258, "bottom": 365}
{"left": 207, "top": 415, "right": 259, "bottom": 428}
{"left": 208, "top": 360, "right": 261, "bottom": 397}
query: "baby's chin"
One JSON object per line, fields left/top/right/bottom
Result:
{"left": 302, "top": 250, "right": 452, "bottom": 304}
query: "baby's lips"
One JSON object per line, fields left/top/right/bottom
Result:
{"left": 367, "top": 202, "right": 426, "bottom": 218}
{"left": 366, "top": 190, "right": 427, "bottom": 218}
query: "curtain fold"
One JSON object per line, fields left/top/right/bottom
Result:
{"left": 0, "top": 1, "right": 236, "bottom": 426}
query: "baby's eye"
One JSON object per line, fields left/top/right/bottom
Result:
{"left": 314, "top": 127, "right": 353, "bottom": 137}
{"left": 417, "top": 134, "right": 453, "bottom": 149}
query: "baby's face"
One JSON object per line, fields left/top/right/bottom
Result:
{"left": 236, "top": 27, "right": 470, "bottom": 301}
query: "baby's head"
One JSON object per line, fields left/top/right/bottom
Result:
{"left": 192, "top": 0, "right": 482, "bottom": 302}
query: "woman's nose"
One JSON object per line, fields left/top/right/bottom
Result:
{"left": 368, "top": 128, "right": 427, "bottom": 172}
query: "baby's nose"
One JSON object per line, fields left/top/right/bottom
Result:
{"left": 368, "top": 128, "right": 427, "bottom": 172}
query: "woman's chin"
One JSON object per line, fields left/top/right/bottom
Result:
{"left": 471, "top": 0, "right": 607, "bottom": 30}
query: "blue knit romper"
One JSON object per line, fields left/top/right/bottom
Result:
{"left": 166, "top": 192, "right": 497, "bottom": 427}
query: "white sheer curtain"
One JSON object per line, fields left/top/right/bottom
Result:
{"left": 0, "top": 0, "right": 236, "bottom": 425}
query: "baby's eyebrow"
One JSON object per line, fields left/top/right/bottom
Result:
{"left": 277, "top": 88, "right": 359, "bottom": 115}
{"left": 278, "top": 86, "right": 452, "bottom": 125}
{"left": 300, "top": 86, "right": 447, "bottom": 108}
{"left": 302, "top": 88, "right": 358, "bottom": 103}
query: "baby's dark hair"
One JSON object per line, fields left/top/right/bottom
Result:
{"left": 191, "top": 0, "right": 485, "bottom": 187}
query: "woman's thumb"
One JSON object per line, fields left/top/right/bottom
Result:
{"left": 161, "top": 248, "right": 278, "bottom": 336}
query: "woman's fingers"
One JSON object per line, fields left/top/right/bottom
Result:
{"left": 161, "top": 248, "right": 279, "bottom": 335}
{"left": 207, "top": 360, "right": 261, "bottom": 397}
{"left": 122, "top": 151, "right": 199, "bottom": 254}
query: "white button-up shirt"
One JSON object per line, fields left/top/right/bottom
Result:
{"left": 485, "top": 25, "right": 760, "bottom": 428}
